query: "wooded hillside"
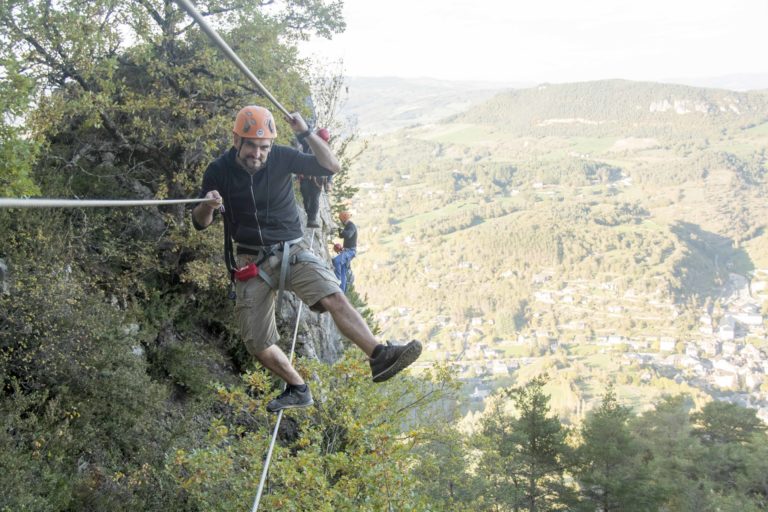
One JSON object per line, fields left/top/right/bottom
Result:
{"left": 349, "top": 79, "right": 768, "bottom": 421}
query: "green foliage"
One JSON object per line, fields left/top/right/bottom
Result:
{"left": 572, "top": 385, "right": 663, "bottom": 511}
{"left": 345, "top": 288, "right": 381, "bottom": 337}
{"left": 3, "top": 3, "right": 768, "bottom": 508}
{"left": 451, "top": 80, "right": 768, "bottom": 138}
{"left": 302, "top": 64, "right": 362, "bottom": 216}
{"left": 467, "top": 385, "right": 768, "bottom": 511}
{"left": 329, "top": 133, "right": 363, "bottom": 215}
{"left": 154, "top": 338, "right": 231, "bottom": 395}
{"left": 169, "top": 355, "right": 455, "bottom": 511}
{"left": 0, "top": 384, "right": 74, "bottom": 510}
{"left": 692, "top": 400, "right": 766, "bottom": 445}
{"left": 0, "top": 58, "right": 40, "bottom": 196}
{"left": 473, "top": 376, "right": 573, "bottom": 511}
{"left": 410, "top": 424, "right": 478, "bottom": 511}
{"left": 347, "top": 81, "right": 768, "bottom": 406}
{"left": 0, "top": 262, "right": 187, "bottom": 510}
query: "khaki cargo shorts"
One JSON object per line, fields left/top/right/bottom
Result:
{"left": 234, "top": 240, "right": 341, "bottom": 356}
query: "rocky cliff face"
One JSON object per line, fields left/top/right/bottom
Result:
{"left": 0, "top": 258, "right": 7, "bottom": 295}
{"left": 275, "top": 193, "right": 346, "bottom": 365}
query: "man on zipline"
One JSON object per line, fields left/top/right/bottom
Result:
{"left": 192, "top": 105, "right": 422, "bottom": 412}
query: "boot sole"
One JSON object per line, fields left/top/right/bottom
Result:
{"left": 266, "top": 398, "right": 314, "bottom": 413}
{"left": 372, "top": 341, "right": 423, "bottom": 382}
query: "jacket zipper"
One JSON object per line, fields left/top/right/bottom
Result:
{"left": 249, "top": 174, "right": 265, "bottom": 245}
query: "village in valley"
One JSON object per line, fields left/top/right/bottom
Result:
{"left": 347, "top": 80, "right": 768, "bottom": 427}
{"left": 408, "top": 267, "right": 768, "bottom": 421}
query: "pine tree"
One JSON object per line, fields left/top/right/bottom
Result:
{"left": 572, "top": 384, "right": 663, "bottom": 512}
{"left": 474, "top": 376, "right": 572, "bottom": 511}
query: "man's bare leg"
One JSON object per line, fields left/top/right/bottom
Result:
{"left": 255, "top": 344, "right": 305, "bottom": 385}
{"left": 259, "top": 344, "right": 314, "bottom": 413}
{"left": 320, "top": 292, "right": 422, "bottom": 382}
{"left": 319, "top": 292, "right": 378, "bottom": 356}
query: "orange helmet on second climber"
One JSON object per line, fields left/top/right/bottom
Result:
{"left": 233, "top": 106, "right": 277, "bottom": 139}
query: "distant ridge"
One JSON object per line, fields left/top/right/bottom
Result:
{"left": 664, "top": 72, "right": 768, "bottom": 92}
{"left": 339, "top": 76, "right": 531, "bottom": 135}
{"left": 339, "top": 77, "right": 768, "bottom": 137}
{"left": 449, "top": 79, "right": 768, "bottom": 136}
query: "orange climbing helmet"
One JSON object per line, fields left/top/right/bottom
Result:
{"left": 233, "top": 106, "right": 277, "bottom": 139}
{"left": 339, "top": 211, "right": 352, "bottom": 223}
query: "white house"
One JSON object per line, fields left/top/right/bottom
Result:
{"left": 608, "top": 335, "right": 625, "bottom": 345}
{"left": 713, "top": 359, "right": 739, "bottom": 374}
{"left": 744, "top": 371, "right": 764, "bottom": 391}
{"left": 718, "top": 315, "right": 736, "bottom": 341}
{"left": 470, "top": 386, "right": 491, "bottom": 400}
{"left": 734, "top": 312, "right": 763, "bottom": 326}
{"left": 721, "top": 341, "right": 738, "bottom": 357}
{"left": 713, "top": 372, "right": 738, "bottom": 390}
{"left": 491, "top": 361, "right": 509, "bottom": 375}
{"left": 660, "top": 337, "right": 676, "bottom": 352}
{"left": 699, "top": 313, "right": 714, "bottom": 335}
{"left": 742, "top": 344, "right": 762, "bottom": 361}
{"left": 700, "top": 340, "right": 719, "bottom": 356}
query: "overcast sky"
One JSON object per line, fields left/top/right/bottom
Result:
{"left": 299, "top": 0, "right": 768, "bottom": 85}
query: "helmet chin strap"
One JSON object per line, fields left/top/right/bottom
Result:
{"left": 234, "top": 143, "right": 247, "bottom": 170}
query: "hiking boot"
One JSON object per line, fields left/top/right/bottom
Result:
{"left": 370, "top": 340, "right": 423, "bottom": 382}
{"left": 306, "top": 218, "right": 320, "bottom": 228}
{"left": 266, "top": 384, "right": 314, "bottom": 413}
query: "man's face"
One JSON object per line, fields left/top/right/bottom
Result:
{"left": 235, "top": 135, "right": 272, "bottom": 172}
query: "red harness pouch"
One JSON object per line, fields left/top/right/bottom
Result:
{"left": 234, "top": 262, "right": 259, "bottom": 282}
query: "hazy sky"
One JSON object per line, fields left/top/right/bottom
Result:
{"left": 300, "top": 0, "right": 767, "bottom": 84}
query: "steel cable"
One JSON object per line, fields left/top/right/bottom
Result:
{"left": 0, "top": 198, "right": 207, "bottom": 208}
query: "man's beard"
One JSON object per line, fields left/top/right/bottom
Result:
{"left": 237, "top": 153, "right": 265, "bottom": 174}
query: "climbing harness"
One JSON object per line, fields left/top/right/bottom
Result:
{"left": 228, "top": 236, "right": 323, "bottom": 310}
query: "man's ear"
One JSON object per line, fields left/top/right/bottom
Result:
{"left": 233, "top": 133, "right": 241, "bottom": 148}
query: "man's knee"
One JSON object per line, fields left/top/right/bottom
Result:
{"left": 319, "top": 291, "right": 348, "bottom": 311}
{"left": 254, "top": 343, "right": 282, "bottom": 362}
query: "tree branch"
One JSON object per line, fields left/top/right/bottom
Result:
{"left": 136, "top": 0, "right": 166, "bottom": 30}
